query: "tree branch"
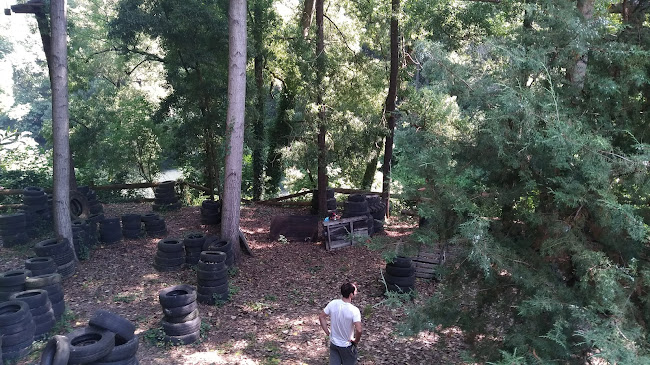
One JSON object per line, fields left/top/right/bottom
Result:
{"left": 323, "top": 14, "right": 355, "bottom": 54}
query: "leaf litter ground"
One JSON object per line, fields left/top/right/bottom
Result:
{"left": 0, "top": 203, "right": 467, "bottom": 364}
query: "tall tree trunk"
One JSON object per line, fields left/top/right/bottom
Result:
{"left": 569, "top": 0, "right": 594, "bottom": 90}
{"left": 252, "top": 3, "right": 265, "bottom": 201}
{"left": 361, "top": 146, "right": 380, "bottom": 190}
{"left": 301, "top": 0, "right": 316, "bottom": 39}
{"left": 50, "top": 0, "right": 75, "bottom": 259}
{"left": 316, "top": 0, "right": 328, "bottom": 222}
{"left": 381, "top": 0, "right": 399, "bottom": 217}
{"left": 222, "top": 0, "right": 247, "bottom": 261}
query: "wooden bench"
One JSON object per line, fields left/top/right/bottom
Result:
{"left": 323, "top": 216, "right": 368, "bottom": 251}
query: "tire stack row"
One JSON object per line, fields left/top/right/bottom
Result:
{"left": 159, "top": 285, "right": 201, "bottom": 345}
{"left": 366, "top": 194, "right": 386, "bottom": 234}
{"left": 203, "top": 238, "right": 234, "bottom": 267}
{"left": 122, "top": 214, "right": 143, "bottom": 239}
{"left": 9, "top": 289, "right": 55, "bottom": 340}
{"left": 25, "top": 273, "right": 66, "bottom": 320}
{"left": 49, "top": 309, "right": 139, "bottom": 365}
{"left": 0, "top": 269, "right": 31, "bottom": 302}
{"left": 343, "top": 194, "right": 374, "bottom": 235}
{"left": 310, "top": 188, "right": 337, "bottom": 215}
{"left": 22, "top": 186, "right": 53, "bottom": 235}
{"left": 34, "top": 237, "right": 77, "bottom": 279}
{"left": 153, "top": 238, "right": 185, "bottom": 272}
{"left": 0, "top": 213, "right": 29, "bottom": 248}
{"left": 196, "top": 251, "right": 229, "bottom": 305}
{"left": 183, "top": 233, "right": 206, "bottom": 265}
{"left": 153, "top": 181, "right": 181, "bottom": 212}
{"left": 78, "top": 186, "right": 104, "bottom": 215}
{"left": 0, "top": 300, "right": 34, "bottom": 363}
{"left": 143, "top": 213, "right": 167, "bottom": 237}
{"left": 384, "top": 256, "right": 416, "bottom": 293}
{"left": 200, "top": 200, "right": 221, "bottom": 225}
{"left": 100, "top": 217, "right": 123, "bottom": 244}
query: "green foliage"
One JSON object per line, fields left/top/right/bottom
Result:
{"left": 0, "top": 129, "right": 52, "bottom": 203}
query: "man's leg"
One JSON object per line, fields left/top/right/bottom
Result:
{"left": 340, "top": 344, "right": 357, "bottom": 365}
{"left": 329, "top": 343, "right": 342, "bottom": 365}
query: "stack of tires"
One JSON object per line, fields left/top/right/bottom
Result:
{"left": 0, "top": 300, "right": 34, "bottom": 363}
{"left": 310, "top": 188, "right": 337, "bottom": 215}
{"left": 9, "top": 289, "right": 55, "bottom": 340}
{"left": 203, "top": 238, "right": 234, "bottom": 267}
{"left": 72, "top": 219, "right": 92, "bottom": 260}
{"left": 99, "top": 217, "right": 122, "bottom": 244}
{"left": 366, "top": 195, "right": 386, "bottom": 234}
{"left": 56, "top": 310, "right": 138, "bottom": 365}
{"left": 0, "top": 269, "right": 31, "bottom": 301}
{"left": 159, "top": 285, "right": 201, "bottom": 345}
{"left": 86, "top": 213, "right": 104, "bottom": 247}
{"left": 153, "top": 181, "right": 181, "bottom": 212}
{"left": 183, "top": 233, "right": 206, "bottom": 265}
{"left": 153, "top": 238, "right": 185, "bottom": 272}
{"left": 122, "top": 214, "right": 143, "bottom": 239}
{"left": 343, "top": 194, "right": 373, "bottom": 234}
{"left": 22, "top": 186, "right": 52, "bottom": 234}
{"left": 384, "top": 256, "right": 416, "bottom": 293}
{"left": 25, "top": 273, "right": 66, "bottom": 320}
{"left": 142, "top": 213, "right": 167, "bottom": 237}
{"left": 34, "top": 237, "right": 77, "bottom": 279}
{"left": 196, "top": 251, "right": 229, "bottom": 305}
{"left": 78, "top": 186, "right": 104, "bottom": 215}
{"left": 0, "top": 213, "right": 29, "bottom": 248}
{"left": 24, "top": 257, "right": 57, "bottom": 276}
{"left": 200, "top": 200, "right": 221, "bottom": 225}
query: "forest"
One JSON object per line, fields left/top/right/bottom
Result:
{"left": 1, "top": 0, "right": 650, "bottom": 363}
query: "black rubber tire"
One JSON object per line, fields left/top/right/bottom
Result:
{"left": 58, "top": 260, "right": 77, "bottom": 279}
{"left": 385, "top": 264, "right": 416, "bottom": 277}
{"left": 25, "top": 273, "right": 62, "bottom": 288}
{"left": 52, "top": 299, "right": 65, "bottom": 318}
{"left": 152, "top": 263, "right": 179, "bottom": 272}
{"left": 47, "top": 288, "right": 65, "bottom": 303}
{"left": 164, "top": 309, "right": 199, "bottom": 324}
{"left": 197, "top": 261, "right": 225, "bottom": 271}
{"left": 154, "top": 249, "right": 185, "bottom": 259}
{"left": 66, "top": 326, "right": 116, "bottom": 364}
{"left": 387, "top": 256, "right": 413, "bottom": 268}
{"left": 161, "top": 316, "right": 201, "bottom": 336}
{"left": 163, "top": 330, "right": 200, "bottom": 345}
{"left": 34, "top": 238, "right": 67, "bottom": 257}
{"left": 30, "top": 300, "right": 53, "bottom": 316}
{"left": 348, "top": 194, "right": 366, "bottom": 202}
{"left": 183, "top": 233, "right": 206, "bottom": 248}
{"left": 384, "top": 272, "right": 416, "bottom": 287}
{"left": 159, "top": 285, "right": 197, "bottom": 308}
{"left": 39, "top": 335, "right": 71, "bottom": 365}
{"left": 9, "top": 289, "right": 48, "bottom": 308}
{"left": 2, "top": 338, "right": 32, "bottom": 362}
{"left": 122, "top": 229, "right": 143, "bottom": 239}
{"left": 196, "top": 268, "right": 227, "bottom": 280}
{"left": 0, "top": 213, "right": 27, "bottom": 226}
{"left": 140, "top": 213, "right": 159, "bottom": 222}
{"left": 1, "top": 323, "right": 35, "bottom": 346}
{"left": 0, "top": 269, "right": 32, "bottom": 286}
{"left": 197, "top": 282, "right": 228, "bottom": 295}
{"left": 209, "top": 239, "right": 232, "bottom": 253}
{"left": 121, "top": 214, "right": 141, "bottom": 225}
{"left": 33, "top": 312, "right": 55, "bottom": 337}
{"left": 200, "top": 251, "right": 227, "bottom": 263}
{"left": 89, "top": 309, "right": 136, "bottom": 340}
{"left": 0, "top": 300, "right": 31, "bottom": 326}
{"left": 69, "top": 191, "right": 90, "bottom": 219}
{"left": 52, "top": 249, "right": 75, "bottom": 266}
{"left": 197, "top": 292, "right": 228, "bottom": 305}
{"left": 25, "top": 257, "right": 57, "bottom": 271}
{"left": 196, "top": 275, "right": 229, "bottom": 288}
{"left": 157, "top": 238, "right": 184, "bottom": 253}
{"left": 162, "top": 301, "right": 197, "bottom": 318}
{"left": 386, "top": 283, "right": 415, "bottom": 293}
{"left": 23, "top": 186, "right": 45, "bottom": 196}
{"left": 201, "top": 200, "right": 220, "bottom": 210}
{"left": 96, "top": 334, "right": 139, "bottom": 362}
{"left": 154, "top": 255, "right": 185, "bottom": 267}
{"left": 93, "top": 357, "right": 138, "bottom": 365}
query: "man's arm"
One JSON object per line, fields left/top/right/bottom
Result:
{"left": 351, "top": 321, "right": 363, "bottom": 345}
{"left": 318, "top": 311, "right": 330, "bottom": 336}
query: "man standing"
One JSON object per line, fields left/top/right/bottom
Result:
{"left": 319, "top": 282, "right": 363, "bottom": 365}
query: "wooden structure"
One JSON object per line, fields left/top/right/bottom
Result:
{"left": 323, "top": 216, "right": 368, "bottom": 251}
{"left": 412, "top": 244, "right": 446, "bottom": 279}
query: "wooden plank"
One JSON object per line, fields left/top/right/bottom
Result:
{"left": 323, "top": 216, "right": 366, "bottom": 226}
{"left": 330, "top": 240, "right": 352, "bottom": 250}
{"left": 415, "top": 272, "right": 435, "bottom": 279}
{"left": 414, "top": 261, "right": 438, "bottom": 270}
{"left": 414, "top": 257, "right": 441, "bottom": 265}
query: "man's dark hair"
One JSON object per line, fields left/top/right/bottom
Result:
{"left": 341, "top": 282, "right": 356, "bottom": 298}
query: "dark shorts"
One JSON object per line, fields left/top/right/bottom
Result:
{"left": 329, "top": 342, "right": 357, "bottom": 365}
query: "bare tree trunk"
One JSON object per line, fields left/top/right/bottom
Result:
{"left": 316, "top": 0, "right": 328, "bottom": 224}
{"left": 221, "top": 0, "right": 247, "bottom": 262}
{"left": 381, "top": 0, "right": 399, "bottom": 218}
{"left": 301, "top": 0, "right": 316, "bottom": 38}
{"left": 569, "top": 0, "right": 594, "bottom": 89}
{"left": 252, "top": 5, "right": 265, "bottom": 201}
{"left": 50, "top": 0, "right": 75, "bottom": 259}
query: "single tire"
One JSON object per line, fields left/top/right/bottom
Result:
{"left": 39, "top": 335, "right": 71, "bottom": 365}
{"left": 0, "top": 300, "right": 31, "bottom": 326}
{"left": 348, "top": 194, "right": 366, "bottom": 202}
{"left": 164, "top": 309, "right": 199, "bottom": 324}
{"left": 208, "top": 240, "right": 232, "bottom": 253}
{"left": 183, "top": 233, "right": 206, "bottom": 248}
{"left": 386, "top": 283, "right": 415, "bottom": 293}
{"left": 159, "top": 285, "right": 197, "bottom": 308}
{"left": 200, "top": 251, "right": 227, "bottom": 264}
{"left": 1, "top": 323, "right": 35, "bottom": 346}
{"left": 0, "top": 213, "right": 27, "bottom": 226}
{"left": 384, "top": 272, "right": 416, "bottom": 287}
{"left": 25, "top": 273, "right": 62, "bottom": 288}
{"left": 197, "top": 261, "right": 225, "bottom": 271}
{"left": 69, "top": 191, "right": 90, "bottom": 219}
{"left": 385, "top": 264, "right": 416, "bottom": 277}
{"left": 2, "top": 338, "right": 32, "bottom": 362}
{"left": 23, "top": 186, "right": 45, "bottom": 196}
{"left": 161, "top": 316, "right": 201, "bottom": 336}
{"left": 387, "top": 256, "right": 413, "bottom": 268}
{"left": 25, "top": 257, "right": 57, "bottom": 271}
{"left": 140, "top": 213, "right": 159, "bottom": 222}
{"left": 152, "top": 263, "right": 179, "bottom": 272}
{"left": 197, "top": 283, "right": 228, "bottom": 296}
{"left": 163, "top": 330, "right": 200, "bottom": 345}
{"left": 155, "top": 249, "right": 185, "bottom": 259}
{"left": 154, "top": 255, "right": 185, "bottom": 267}
{"left": 96, "top": 334, "right": 139, "bottom": 362}
{"left": 52, "top": 249, "right": 75, "bottom": 266}
{"left": 51, "top": 299, "right": 65, "bottom": 318}
{"left": 197, "top": 292, "right": 228, "bottom": 305}
{"left": 196, "top": 268, "right": 227, "bottom": 280}
{"left": 66, "top": 326, "right": 115, "bottom": 364}
{"left": 9, "top": 289, "right": 48, "bottom": 308}
{"left": 0, "top": 269, "right": 32, "bottom": 287}
{"left": 30, "top": 300, "right": 53, "bottom": 316}
{"left": 197, "top": 276, "right": 228, "bottom": 288}
{"left": 34, "top": 238, "right": 67, "bottom": 257}
{"left": 162, "top": 301, "right": 197, "bottom": 318}
{"left": 57, "top": 260, "right": 77, "bottom": 279}
{"left": 89, "top": 310, "right": 136, "bottom": 340}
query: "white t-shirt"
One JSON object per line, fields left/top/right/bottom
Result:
{"left": 323, "top": 299, "right": 361, "bottom": 347}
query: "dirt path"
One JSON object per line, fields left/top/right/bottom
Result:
{"left": 0, "top": 203, "right": 466, "bottom": 364}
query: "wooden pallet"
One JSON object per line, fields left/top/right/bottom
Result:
{"left": 412, "top": 245, "right": 445, "bottom": 279}
{"left": 323, "top": 216, "right": 368, "bottom": 251}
